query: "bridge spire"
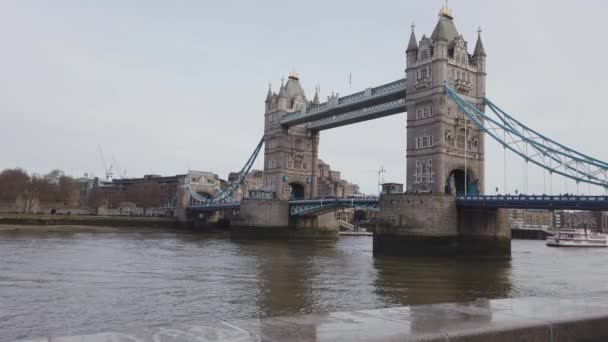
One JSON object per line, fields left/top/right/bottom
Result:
{"left": 473, "top": 26, "right": 487, "bottom": 57}
{"left": 265, "top": 83, "right": 273, "bottom": 103}
{"left": 312, "top": 85, "right": 320, "bottom": 105}
{"left": 406, "top": 22, "right": 418, "bottom": 53}
{"left": 278, "top": 78, "right": 286, "bottom": 98}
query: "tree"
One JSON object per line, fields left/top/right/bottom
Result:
{"left": 0, "top": 168, "right": 29, "bottom": 201}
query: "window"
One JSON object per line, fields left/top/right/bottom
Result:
{"left": 416, "top": 104, "right": 433, "bottom": 120}
{"left": 414, "top": 159, "right": 435, "bottom": 184}
{"left": 415, "top": 135, "right": 434, "bottom": 149}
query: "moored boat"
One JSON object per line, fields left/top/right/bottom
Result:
{"left": 546, "top": 228, "right": 608, "bottom": 248}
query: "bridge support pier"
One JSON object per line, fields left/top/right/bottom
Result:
{"left": 231, "top": 199, "right": 338, "bottom": 239}
{"left": 373, "top": 194, "right": 510, "bottom": 257}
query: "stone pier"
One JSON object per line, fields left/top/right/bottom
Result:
{"left": 230, "top": 199, "right": 338, "bottom": 239}
{"left": 373, "top": 193, "right": 510, "bottom": 257}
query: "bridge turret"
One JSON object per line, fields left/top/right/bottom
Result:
{"left": 263, "top": 72, "right": 318, "bottom": 201}
{"left": 472, "top": 29, "right": 487, "bottom": 99}
{"left": 406, "top": 24, "right": 418, "bottom": 66}
{"left": 405, "top": 5, "right": 486, "bottom": 196}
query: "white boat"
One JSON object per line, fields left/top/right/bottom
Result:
{"left": 546, "top": 228, "right": 608, "bottom": 248}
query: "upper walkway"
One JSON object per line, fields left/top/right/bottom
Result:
{"left": 280, "top": 78, "right": 406, "bottom": 131}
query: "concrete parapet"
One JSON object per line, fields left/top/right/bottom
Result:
{"left": 22, "top": 295, "right": 608, "bottom": 341}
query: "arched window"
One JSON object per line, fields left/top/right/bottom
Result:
{"left": 445, "top": 131, "right": 453, "bottom": 147}
{"left": 457, "top": 129, "right": 466, "bottom": 150}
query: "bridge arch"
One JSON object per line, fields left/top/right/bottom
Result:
{"left": 447, "top": 168, "right": 479, "bottom": 196}
{"left": 289, "top": 183, "right": 306, "bottom": 200}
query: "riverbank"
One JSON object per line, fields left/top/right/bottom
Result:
{"left": 0, "top": 214, "right": 179, "bottom": 229}
{"left": 0, "top": 224, "right": 175, "bottom": 233}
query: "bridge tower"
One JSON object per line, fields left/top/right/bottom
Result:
{"left": 405, "top": 5, "right": 487, "bottom": 195}
{"left": 263, "top": 72, "right": 320, "bottom": 201}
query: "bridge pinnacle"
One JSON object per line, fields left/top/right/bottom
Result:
{"left": 473, "top": 28, "right": 487, "bottom": 57}
{"left": 440, "top": 0, "right": 453, "bottom": 18}
{"left": 407, "top": 23, "right": 418, "bottom": 53}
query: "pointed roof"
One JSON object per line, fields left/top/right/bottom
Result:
{"left": 473, "top": 32, "right": 487, "bottom": 57}
{"left": 406, "top": 28, "right": 418, "bottom": 53}
{"left": 312, "top": 87, "right": 320, "bottom": 105}
{"left": 277, "top": 79, "right": 286, "bottom": 98}
{"left": 284, "top": 75, "right": 306, "bottom": 100}
{"left": 431, "top": 15, "right": 459, "bottom": 43}
{"left": 265, "top": 84, "right": 273, "bottom": 103}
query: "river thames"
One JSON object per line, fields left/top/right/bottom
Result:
{"left": 2, "top": 229, "right": 608, "bottom": 341}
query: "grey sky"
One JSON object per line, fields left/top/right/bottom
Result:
{"left": 1, "top": 0, "right": 607, "bottom": 195}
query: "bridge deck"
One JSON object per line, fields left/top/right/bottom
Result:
{"left": 457, "top": 195, "right": 608, "bottom": 211}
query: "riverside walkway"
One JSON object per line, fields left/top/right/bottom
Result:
{"left": 19, "top": 295, "right": 608, "bottom": 341}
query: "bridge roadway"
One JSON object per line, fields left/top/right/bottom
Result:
{"left": 280, "top": 78, "right": 406, "bottom": 131}
{"left": 456, "top": 195, "right": 608, "bottom": 211}
{"left": 187, "top": 195, "right": 608, "bottom": 215}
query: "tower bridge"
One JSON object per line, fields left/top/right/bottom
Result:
{"left": 176, "top": 4, "right": 608, "bottom": 257}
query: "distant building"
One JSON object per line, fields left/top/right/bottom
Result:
{"left": 556, "top": 211, "right": 608, "bottom": 233}
{"left": 316, "top": 159, "right": 359, "bottom": 198}
{"left": 229, "top": 170, "right": 264, "bottom": 201}
{"left": 95, "top": 171, "right": 223, "bottom": 209}
{"left": 509, "top": 209, "right": 554, "bottom": 231}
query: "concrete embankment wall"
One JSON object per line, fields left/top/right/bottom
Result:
{"left": 22, "top": 295, "right": 608, "bottom": 341}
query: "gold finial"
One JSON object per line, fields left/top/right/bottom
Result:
{"left": 411, "top": 22, "right": 415, "bottom": 32}
{"left": 289, "top": 66, "right": 299, "bottom": 80}
{"left": 440, "top": 0, "right": 452, "bottom": 18}
{"left": 477, "top": 26, "right": 483, "bottom": 36}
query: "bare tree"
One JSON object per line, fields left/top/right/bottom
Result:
{"left": 0, "top": 168, "right": 29, "bottom": 201}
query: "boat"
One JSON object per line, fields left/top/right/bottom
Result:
{"left": 546, "top": 228, "right": 608, "bottom": 248}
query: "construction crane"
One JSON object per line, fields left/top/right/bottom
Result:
{"left": 97, "top": 146, "right": 114, "bottom": 181}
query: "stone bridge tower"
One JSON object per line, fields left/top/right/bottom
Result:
{"left": 263, "top": 72, "right": 320, "bottom": 201}
{"left": 405, "top": 5, "right": 487, "bottom": 195}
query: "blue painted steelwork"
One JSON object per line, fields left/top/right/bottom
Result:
{"left": 444, "top": 85, "right": 608, "bottom": 188}
{"left": 289, "top": 198, "right": 380, "bottom": 216}
{"left": 281, "top": 79, "right": 406, "bottom": 129}
{"left": 307, "top": 99, "right": 406, "bottom": 131}
{"left": 457, "top": 195, "right": 608, "bottom": 211}
{"left": 187, "top": 137, "right": 264, "bottom": 208}
{"left": 187, "top": 202, "right": 241, "bottom": 213}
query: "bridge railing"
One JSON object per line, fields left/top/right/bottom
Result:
{"left": 456, "top": 195, "right": 608, "bottom": 201}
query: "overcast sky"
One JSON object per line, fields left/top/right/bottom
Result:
{"left": 1, "top": 0, "right": 608, "bottom": 195}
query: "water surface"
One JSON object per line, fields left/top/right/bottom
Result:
{"left": 1, "top": 229, "right": 607, "bottom": 340}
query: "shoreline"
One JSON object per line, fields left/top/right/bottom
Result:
{"left": 0, "top": 224, "right": 181, "bottom": 234}
{"left": 0, "top": 213, "right": 179, "bottom": 230}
